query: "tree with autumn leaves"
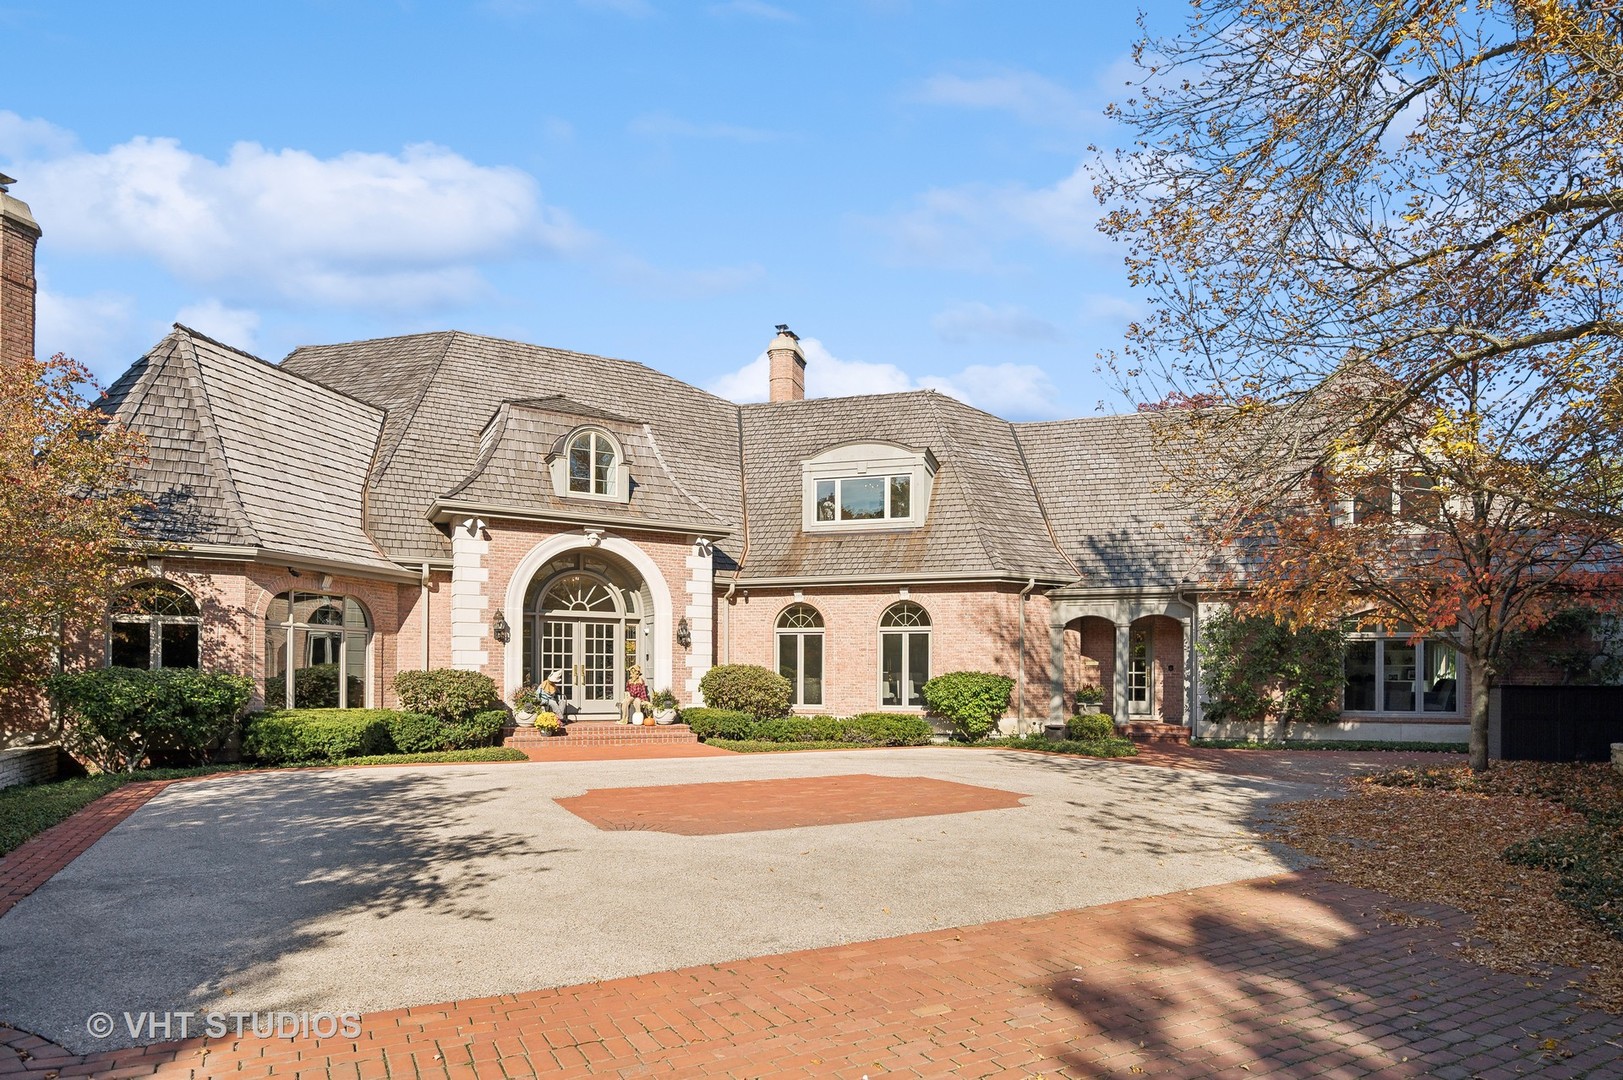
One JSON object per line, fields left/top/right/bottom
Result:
{"left": 1099, "top": 0, "right": 1623, "bottom": 769}
{"left": 0, "top": 354, "right": 145, "bottom": 739}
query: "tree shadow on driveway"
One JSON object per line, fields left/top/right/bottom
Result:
{"left": 1036, "top": 876, "right": 1621, "bottom": 1078}
{"left": 0, "top": 767, "right": 569, "bottom": 1051}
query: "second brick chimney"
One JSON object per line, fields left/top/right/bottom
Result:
{"left": 767, "top": 324, "right": 805, "bottom": 402}
{"left": 0, "top": 173, "right": 41, "bottom": 369}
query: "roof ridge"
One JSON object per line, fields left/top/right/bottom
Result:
{"left": 172, "top": 323, "right": 384, "bottom": 417}
{"left": 441, "top": 402, "right": 512, "bottom": 501}
{"left": 168, "top": 332, "right": 261, "bottom": 547}
{"left": 1010, "top": 424, "right": 1082, "bottom": 581}
{"left": 367, "top": 329, "right": 460, "bottom": 486}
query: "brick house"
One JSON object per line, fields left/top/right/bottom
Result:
{"left": 0, "top": 180, "right": 1476, "bottom": 744}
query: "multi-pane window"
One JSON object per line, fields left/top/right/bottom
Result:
{"left": 1343, "top": 630, "right": 1459, "bottom": 713}
{"left": 265, "top": 591, "right": 372, "bottom": 709}
{"left": 776, "top": 604, "right": 824, "bottom": 707}
{"left": 567, "top": 429, "right": 618, "bottom": 496}
{"left": 814, "top": 474, "right": 913, "bottom": 522}
{"left": 879, "top": 601, "right": 930, "bottom": 707}
{"left": 109, "top": 581, "right": 201, "bottom": 669}
{"left": 1126, "top": 628, "right": 1151, "bottom": 713}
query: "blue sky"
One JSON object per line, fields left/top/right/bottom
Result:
{"left": 0, "top": 0, "right": 1183, "bottom": 418}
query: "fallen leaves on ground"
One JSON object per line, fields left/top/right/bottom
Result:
{"left": 1269, "top": 761, "right": 1623, "bottom": 1012}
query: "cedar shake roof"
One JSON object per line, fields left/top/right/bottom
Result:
{"left": 1014, "top": 413, "right": 1207, "bottom": 589}
{"left": 281, "top": 332, "right": 743, "bottom": 562}
{"left": 734, "top": 391, "right": 1077, "bottom": 582}
{"left": 106, "top": 324, "right": 1210, "bottom": 591}
{"left": 103, "top": 326, "right": 400, "bottom": 574}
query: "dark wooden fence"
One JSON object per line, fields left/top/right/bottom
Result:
{"left": 1497, "top": 686, "right": 1623, "bottom": 762}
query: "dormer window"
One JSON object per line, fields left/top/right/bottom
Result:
{"left": 567, "top": 429, "right": 618, "bottom": 496}
{"left": 802, "top": 441, "right": 935, "bottom": 531}
{"left": 548, "top": 426, "right": 632, "bottom": 504}
{"left": 814, "top": 474, "right": 912, "bottom": 523}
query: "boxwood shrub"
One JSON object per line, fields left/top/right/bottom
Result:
{"left": 1065, "top": 713, "right": 1117, "bottom": 741}
{"left": 48, "top": 668, "right": 255, "bottom": 773}
{"left": 242, "top": 710, "right": 393, "bottom": 764}
{"left": 679, "top": 707, "right": 758, "bottom": 741}
{"left": 696, "top": 665, "right": 792, "bottom": 720}
{"left": 837, "top": 713, "right": 934, "bottom": 746}
{"left": 391, "top": 669, "right": 498, "bottom": 721}
{"left": 920, "top": 671, "right": 1014, "bottom": 742}
{"left": 264, "top": 664, "right": 363, "bottom": 710}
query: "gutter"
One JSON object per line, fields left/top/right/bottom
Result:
{"left": 722, "top": 571, "right": 1072, "bottom": 590}
{"left": 425, "top": 498, "right": 733, "bottom": 539}
{"left": 139, "top": 542, "right": 422, "bottom": 584}
{"left": 1017, "top": 576, "right": 1037, "bottom": 728}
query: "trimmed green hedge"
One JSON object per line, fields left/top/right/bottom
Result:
{"left": 680, "top": 707, "right": 758, "bottom": 741}
{"left": 48, "top": 668, "right": 255, "bottom": 772}
{"left": 243, "top": 710, "right": 393, "bottom": 763}
{"left": 1065, "top": 713, "right": 1117, "bottom": 741}
{"left": 696, "top": 665, "right": 792, "bottom": 720}
{"left": 392, "top": 669, "right": 498, "bottom": 721}
{"left": 683, "top": 709, "right": 932, "bottom": 746}
{"left": 921, "top": 671, "right": 1014, "bottom": 742}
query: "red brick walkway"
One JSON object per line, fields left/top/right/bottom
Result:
{"left": 0, "top": 780, "right": 173, "bottom": 919}
{"left": 3, "top": 871, "right": 1620, "bottom": 1078}
{"left": 557, "top": 774, "right": 1028, "bottom": 834}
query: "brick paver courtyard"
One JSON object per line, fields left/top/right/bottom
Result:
{"left": 557, "top": 774, "right": 1029, "bottom": 834}
{"left": 2, "top": 869, "right": 1619, "bottom": 1078}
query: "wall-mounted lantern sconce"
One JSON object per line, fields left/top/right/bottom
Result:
{"left": 492, "top": 611, "right": 511, "bottom": 644}
{"left": 676, "top": 616, "right": 692, "bottom": 649}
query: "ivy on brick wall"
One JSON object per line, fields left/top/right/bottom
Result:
{"left": 1198, "top": 609, "right": 1344, "bottom": 732}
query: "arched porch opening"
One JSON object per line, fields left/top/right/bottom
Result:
{"left": 502, "top": 534, "right": 674, "bottom": 713}
{"left": 1065, "top": 615, "right": 1116, "bottom": 714}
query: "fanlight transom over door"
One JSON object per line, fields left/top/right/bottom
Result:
{"left": 528, "top": 565, "right": 646, "bottom": 717}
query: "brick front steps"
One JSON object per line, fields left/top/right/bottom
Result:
{"left": 1122, "top": 720, "right": 1191, "bottom": 744}
{"left": 502, "top": 720, "right": 699, "bottom": 748}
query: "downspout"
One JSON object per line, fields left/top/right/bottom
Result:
{"left": 723, "top": 580, "right": 737, "bottom": 664}
{"left": 1018, "top": 577, "right": 1037, "bottom": 732}
{"left": 1174, "top": 580, "right": 1199, "bottom": 734}
{"left": 420, "top": 563, "right": 431, "bottom": 670}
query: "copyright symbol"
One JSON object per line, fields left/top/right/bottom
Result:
{"left": 86, "top": 1012, "right": 114, "bottom": 1039}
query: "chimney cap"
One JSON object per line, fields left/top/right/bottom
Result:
{"left": 773, "top": 323, "right": 799, "bottom": 341}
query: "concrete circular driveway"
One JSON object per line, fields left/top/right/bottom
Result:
{"left": 0, "top": 748, "right": 1328, "bottom": 1052}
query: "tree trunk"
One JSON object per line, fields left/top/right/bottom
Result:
{"left": 1468, "top": 651, "right": 1491, "bottom": 772}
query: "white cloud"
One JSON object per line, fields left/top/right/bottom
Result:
{"left": 175, "top": 299, "right": 261, "bottom": 354}
{"left": 920, "top": 363, "right": 1063, "bottom": 419}
{"left": 707, "top": 0, "right": 797, "bottom": 19}
{"left": 34, "top": 287, "right": 137, "bottom": 369}
{"left": 874, "top": 159, "right": 1108, "bottom": 267}
{"left": 5, "top": 126, "right": 587, "bottom": 310}
{"left": 932, "top": 301, "right": 1061, "bottom": 343}
{"left": 628, "top": 112, "right": 784, "bottom": 143}
{"left": 709, "top": 337, "right": 1065, "bottom": 418}
{"left": 912, "top": 70, "right": 1088, "bottom": 128}
{"left": 0, "top": 112, "right": 76, "bottom": 160}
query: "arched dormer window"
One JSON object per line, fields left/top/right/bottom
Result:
{"left": 548, "top": 427, "right": 631, "bottom": 504}
{"left": 109, "top": 580, "right": 201, "bottom": 669}
{"left": 878, "top": 601, "right": 931, "bottom": 707}
{"left": 568, "top": 428, "right": 619, "bottom": 497}
{"left": 776, "top": 603, "right": 824, "bottom": 707}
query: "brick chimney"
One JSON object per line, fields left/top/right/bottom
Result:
{"left": 767, "top": 324, "right": 805, "bottom": 402}
{"left": 0, "top": 174, "right": 41, "bottom": 368}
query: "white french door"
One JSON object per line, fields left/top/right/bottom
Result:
{"left": 540, "top": 618, "right": 621, "bottom": 716}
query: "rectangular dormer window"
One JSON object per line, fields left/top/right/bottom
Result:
{"left": 802, "top": 442, "right": 936, "bottom": 532}
{"left": 814, "top": 475, "right": 912, "bottom": 522}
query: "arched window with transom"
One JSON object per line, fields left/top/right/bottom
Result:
{"left": 878, "top": 601, "right": 931, "bottom": 707}
{"left": 110, "top": 581, "right": 201, "bottom": 669}
{"left": 567, "top": 428, "right": 619, "bottom": 496}
{"left": 776, "top": 603, "right": 824, "bottom": 707}
{"left": 265, "top": 591, "right": 372, "bottom": 709}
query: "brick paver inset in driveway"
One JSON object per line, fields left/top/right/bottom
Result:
{"left": 556, "top": 773, "right": 1029, "bottom": 834}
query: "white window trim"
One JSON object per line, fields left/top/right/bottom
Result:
{"left": 1342, "top": 630, "right": 1462, "bottom": 717}
{"left": 108, "top": 582, "right": 202, "bottom": 670}
{"left": 548, "top": 426, "right": 633, "bottom": 505}
{"left": 802, "top": 442, "right": 936, "bottom": 532}
{"left": 876, "top": 603, "right": 931, "bottom": 709}
{"left": 267, "top": 593, "right": 375, "bottom": 710}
